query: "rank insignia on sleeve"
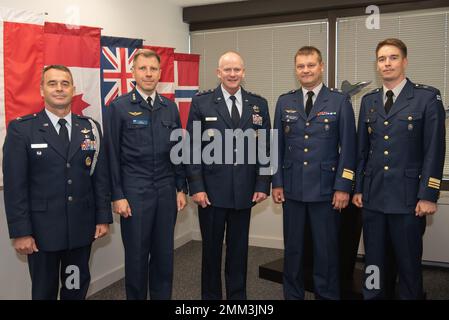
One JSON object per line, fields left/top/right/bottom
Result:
{"left": 342, "top": 169, "right": 354, "bottom": 181}
{"left": 428, "top": 177, "right": 441, "bottom": 190}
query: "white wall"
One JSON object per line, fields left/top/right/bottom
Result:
{"left": 0, "top": 0, "right": 193, "bottom": 299}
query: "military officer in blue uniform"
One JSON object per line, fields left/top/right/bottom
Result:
{"left": 105, "top": 49, "right": 187, "bottom": 300}
{"left": 353, "top": 38, "right": 445, "bottom": 300}
{"left": 186, "top": 51, "right": 271, "bottom": 300}
{"left": 272, "top": 46, "right": 357, "bottom": 300}
{"left": 3, "top": 65, "right": 111, "bottom": 300}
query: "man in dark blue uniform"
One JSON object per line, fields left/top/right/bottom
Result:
{"left": 106, "top": 49, "right": 187, "bottom": 300}
{"left": 186, "top": 51, "right": 271, "bottom": 300}
{"left": 3, "top": 65, "right": 111, "bottom": 300}
{"left": 353, "top": 38, "right": 445, "bottom": 300}
{"left": 272, "top": 46, "right": 356, "bottom": 300}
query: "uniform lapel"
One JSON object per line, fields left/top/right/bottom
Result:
{"left": 213, "top": 86, "right": 234, "bottom": 129}
{"left": 385, "top": 80, "right": 413, "bottom": 119}
{"left": 294, "top": 90, "right": 307, "bottom": 121}
{"left": 68, "top": 114, "right": 85, "bottom": 161}
{"left": 239, "top": 89, "right": 253, "bottom": 128}
{"left": 151, "top": 93, "right": 166, "bottom": 112}
{"left": 38, "top": 111, "right": 67, "bottom": 160}
{"left": 372, "top": 90, "right": 386, "bottom": 119}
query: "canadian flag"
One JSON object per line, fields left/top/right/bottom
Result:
{"left": 44, "top": 22, "right": 102, "bottom": 127}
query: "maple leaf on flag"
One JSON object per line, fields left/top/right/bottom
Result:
{"left": 71, "top": 94, "right": 90, "bottom": 115}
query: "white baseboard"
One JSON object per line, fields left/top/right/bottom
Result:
{"left": 87, "top": 264, "right": 125, "bottom": 297}
{"left": 87, "top": 231, "right": 195, "bottom": 297}
{"left": 175, "top": 230, "right": 193, "bottom": 249}
{"left": 249, "top": 235, "right": 284, "bottom": 249}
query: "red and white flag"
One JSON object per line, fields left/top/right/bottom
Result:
{"left": 174, "top": 53, "right": 200, "bottom": 129}
{"left": 144, "top": 45, "right": 175, "bottom": 101}
{"left": 44, "top": 22, "right": 102, "bottom": 126}
{"left": 0, "top": 7, "right": 44, "bottom": 184}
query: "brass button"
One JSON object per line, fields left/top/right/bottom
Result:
{"left": 384, "top": 150, "right": 389, "bottom": 156}
{"left": 304, "top": 148, "right": 309, "bottom": 153}
{"left": 66, "top": 163, "right": 71, "bottom": 168}
{"left": 332, "top": 167, "right": 336, "bottom": 172}
{"left": 306, "top": 122, "right": 310, "bottom": 126}
{"left": 305, "top": 135, "right": 309, "bottom": 139}
{"left": 408, "top": 116, "right": 413, "bottom": 121}
{"left": 67, "top": 180, "right": 73, "bottom": 185}
{"left": 304, "top": 161, "right": 308, "bottom": 166}
{"left": 384, "top": 135, "right": 389, "bottom": 140}
{"left": 384, "top": 121, "right": 389, "bottom": 126}
{"left": 324, "top": 119, "right": 329, "bottom": 123}
{"left": 384, "top": 166, "right": 389, "bottom": 171}
{"left": 68, "top": 196, "right": 73, "bottom": 201}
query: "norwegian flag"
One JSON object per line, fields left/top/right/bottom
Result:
{"left": 100, "top": 36, "right": 143, "bottom": 107}
{"left": 174, "top": 53, "right": 200, "bottom": 128}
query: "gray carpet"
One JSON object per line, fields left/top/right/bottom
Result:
{"left": 89, "top": 240, "right": 449, "bottom": 300}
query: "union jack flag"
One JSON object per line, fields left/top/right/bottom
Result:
{"left": 100, "top": 36, "right": 143, "bottom": 108}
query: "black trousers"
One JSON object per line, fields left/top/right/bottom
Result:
{"left": 198, "top": 206, "right": 251, "bottom": 300}
{"left": 27, "top": 245, "right": 92, "bottom": 300}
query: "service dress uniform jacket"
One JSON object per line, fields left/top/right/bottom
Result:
{"left": 187, "top": 86, "right": 271, "bottom": 209}
{"left": 3, "top": 111, "right": 111, "bottom": 251}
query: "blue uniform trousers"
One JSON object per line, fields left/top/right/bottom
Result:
{"left": 362, "top": 208, "right": 426, "bottom": 300}
{"left": 198, "top": 206, "right": 251, "bottom": 300}
{"left": 27, "top": 245, "right": 91, "bottom": 300}
{"left": 283, "top": 199, "right": 341, "bottom": 300}
{"left": 121, "top": 184, "right": 177, "bottom": 300}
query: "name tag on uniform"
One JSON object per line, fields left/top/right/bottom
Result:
{"left": 132, "top": 119, "right": 149, "bottom": 125}
{"left": 205, "top": 117, "right": 217, "bottom": 122}
{"left": 31, "top": 144, "right": 48, "bottom": 149}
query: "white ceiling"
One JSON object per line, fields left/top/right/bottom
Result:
{"left": 169, "top": 0, "right": 246, "bottom": 8}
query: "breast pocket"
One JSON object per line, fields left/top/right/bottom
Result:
{"left": 126, "top": 120, "right": 150, "bottom": 145}
{"left": 281, "top": 112, "right": 299, "bottom": 136}
{"left": 364, "top": 114, "right": 378, "bottom": 139}
{"left": 397, "top": 112, "right": 423, "bottom": 138}
{"left": 316, "top": 116, "right": 337, "bottom": 138}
